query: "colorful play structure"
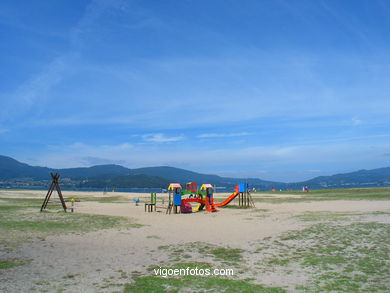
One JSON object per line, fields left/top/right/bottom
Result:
{"left": 144, "top": 192, "right": 156, "bottom": 212}
{"left": 165, "top": 182, "right": 255, "bottom": 214}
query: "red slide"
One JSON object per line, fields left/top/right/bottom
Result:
{"left": 214, "top": 192, "right": 240, "bottom": 207}
{"left": 182, "top": 198, "right": 204, "bottom": 205}
{"left": 181, "top": 198, "right": 218, "bottom": 212}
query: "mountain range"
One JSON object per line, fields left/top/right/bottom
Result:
{"left": 1, "top": 155, "right": 390, "bottom": 189}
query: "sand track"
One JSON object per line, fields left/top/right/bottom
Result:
{"left": 1, "top": 190, "right": 389, "bottom": 292}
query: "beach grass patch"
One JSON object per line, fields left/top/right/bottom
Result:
{"left": 253, "top": 187, "right": 390, "bottom": 203}
{"left": 0, "top": 258, "right": 30, "bottom": 269}
{"left": 296, "top": 211, "right": 356, "bottom": 222}
{"left": 146, "top": 235, "right": 161, "bottom": 239}
{"left": 210, "top": 247, "right": 244, "bottom": 262}
{"left": 0, "top": 198, "right": 142, "bottom": 250}
{"left": 76, "top": 196, "right": 128, "bottom": 203}
{"left": 126, "top": 262, "right": 286, "bottom": 293}
{"left": 258, "top": 222, "right": 390, "bottom": 292}
{"left": 220, "top": 205, "right": 253, "bottom": 209}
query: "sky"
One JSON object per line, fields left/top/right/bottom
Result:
{"left": 0, "top": 0, "right": 390, "bottom": 182}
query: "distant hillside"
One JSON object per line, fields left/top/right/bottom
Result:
{"left": 59, "top": 164, "right": 131, "bottom": 179}
{"left": 78, "top": 174, "right": 170, "bottom": 188}
{"left": 0, "top": 155, "right": 278, "bottom": 189}
{"left": 300, "top": 167, "right": 390, "bottom": 188}
{"left": 0, "top": 155, "right": 51, "bottom": 180}
{"left": 2, "top": 155, "right": 390, "bottom": 189}
{"left": 0, "top": 156, "right": 131, "bottom": 180}
{"left": 128, "top": 166, "right": 222, "bottom": 183}
{"left": 128, "top": 166, "right": 277, "bottom": 188}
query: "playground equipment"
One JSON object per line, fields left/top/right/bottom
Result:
{"left": 143, "top": 192, "right": 167, "bottom": 213}
{"left": 41, "top": 173, "right": 67, "bottom": 212}
{"left": 181, "top": 184, "right": 218, "bottom": 212}
{"left": 65, "top": 198, "right": 80, "bottom": 213}
{"left": 144, "top": 193, "right": 156, "bottom": 212}
{"left": 165, "top": 182, "right": 255, "bottom": 214}
{"left": 214, "top": 183, "right": 255, "bottom": 208}
{"left": 166, "top": 183, "right": 183, "bottom": 214}
{"left": 238, "top": 183, "right": 255, "bottom": 207}
{"left": 166, "top": 182, "right": 215, "bottom": 213}
{"left": 184, "top": 182, "right": 202, "bottom": 211}
{"left": 201, "top": 184, "right": 218, "bottom": 212}
{"left": 185, "top": 182, "right": 198, "bottom": 193}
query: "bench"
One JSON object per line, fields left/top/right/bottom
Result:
{"left": 144, "top": 203, "right": 156, "bottom": 212}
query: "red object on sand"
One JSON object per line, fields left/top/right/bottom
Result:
{"left": 181, "top": 202, "right": 193, "bottom": 213}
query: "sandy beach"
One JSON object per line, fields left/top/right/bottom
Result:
{"left": 1, "top": 189, "right": 390, "bottom": 292}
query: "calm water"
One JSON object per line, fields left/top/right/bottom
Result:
{"left": 0, "top": 186, "right": 164, "bottom": 193}
{"left": 0, "top": 186, "right": 230, "bottom": 193}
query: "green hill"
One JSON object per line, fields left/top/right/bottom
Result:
{"left": 300, "top": 168, "right": 390, "bottom": 188}
{"left": 0, "top": 155, "right": 51, "bottom": 180}
{"left": 2, "top": 155, "right": 390, "bottom": 189}
{"left": 77, "top": 174, "right": 170, "bottom": 188}
{"left": 0, "top": 155, "right": 277, "bottom": 188}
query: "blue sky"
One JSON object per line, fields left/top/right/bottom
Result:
{"left": 1, "top": 0, "right": 390, "bottom": 182}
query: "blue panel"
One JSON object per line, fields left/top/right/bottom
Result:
{"left": 239, "top": 183, "right": 247, "bottom": 192}
{"left": 174, "top": 193, "right": 182, "bottom": 206}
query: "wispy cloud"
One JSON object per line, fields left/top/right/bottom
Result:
{"left": 319, "top": 0, "right": 372, "bottom": 47}
{"left": 352, "top": 117, "right": 363, "bottom": 126}
{"left": 306, "top": 169, "right": 321, "bottom": 173}
{"left": 292, "top": 134, "right": 390, "bottom": 146}
{"left": 80, "top": 156, "right": 126, "bottom": 166}
{"left": 0, "top": 55, "right": 72, "bottom": 125}
{"left": 0, "top": 0, "right": 131, "bottom": 126}
{"left": 197, "top": 132, "right": 252, "bottom": 138}
{"left": 142, "top": 133, "right": 184, "bottom": 143}
{"left": 2, "top": 0, "right": 390, "bottom": 182}
{"left": 69, "top": 0, "right": 130, "bottom": 47}
{"left": 29, "top": 139, "right": 390, "bottom": 180}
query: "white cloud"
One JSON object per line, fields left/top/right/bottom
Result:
{"left": 4, "top": 49, "right": 390, "bottom": 131}
{"left": 197, "top": 132, "right": 252, "bottom": 138}
{"left": 142, "top": 133, "right": 184, "bottom": 143}
{"left": 352, "top": 117, "right": 363, "bottom": 126}
{"left": 25, "top": 138, "right": 390, "bottom": 182}
{"left": 0, "top": 0, "right": 130, "bottom": 126}
{"left": 0, "top": 55, "right": 71, "bottom": 125}
{"left": 81, "top": 156, "right": 126, "bottom": 166}
{"left": 49, "top": 142, "right": 133, "bottom": 152}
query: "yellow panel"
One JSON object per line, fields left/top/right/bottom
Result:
{"left": 200, "top": 184, "right": 213, "bottom": 191}
{"left": 168, "top": 183, "right": 182, "bottom": 190}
